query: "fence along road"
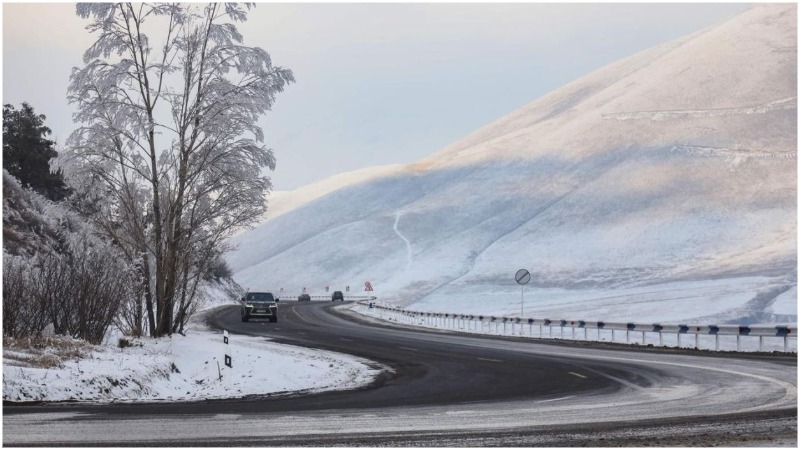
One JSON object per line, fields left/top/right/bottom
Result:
{"left": 3, "top": 300, "right": 797, "bottom": 446}
{"left": 354, "top": 301, "right": 797, "bottom": 353}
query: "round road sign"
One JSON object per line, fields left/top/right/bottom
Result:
{"left": 515, "top": 269, "right": 531, "bottom": 285}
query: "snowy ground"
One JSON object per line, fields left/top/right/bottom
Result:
{"left": 403, "top": 276, "right": 797, "bottom": 325}
{"left": 228, "top": 4, "right": 796, "bottom": 331}
{"left": 3, "top": 306, "right": 385, "bottom": 403}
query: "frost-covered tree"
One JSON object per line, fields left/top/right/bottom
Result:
{"left": 62, "top": 3, "right": 293, "bottom": 337}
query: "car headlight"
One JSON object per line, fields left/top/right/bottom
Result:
{"left": 245, "top": 304, "right": 254, "bottom": 308}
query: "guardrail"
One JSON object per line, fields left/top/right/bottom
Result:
{"left": 283, "top": 295, "right": 377, "bottom": 301}
{"left": 355, "top": 301, "right": 796, "bottom": 353}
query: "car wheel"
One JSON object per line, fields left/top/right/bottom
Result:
{"left": 242, "top": 315, "right": 249, "bottom": 322}
{"left": 270, "top": 316, "right": 278, "bottom": 323}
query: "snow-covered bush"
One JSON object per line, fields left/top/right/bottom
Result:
{"left": 3, "top": 170, "right": 136, "bottom": 344}
{"left": 3, "top": 255, "right": 46, "bottom": 339}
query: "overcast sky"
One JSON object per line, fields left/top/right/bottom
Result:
{"left": 3, "top": 3, "right": 750, "bottom": 191}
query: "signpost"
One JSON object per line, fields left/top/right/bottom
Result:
{"left": 515, "top": 269, "right": 530, "bottom": 318}
{"left": 365, "top": 281, "right": 374, "bottom": 292}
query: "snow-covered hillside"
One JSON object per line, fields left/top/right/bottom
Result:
{"left": 229, "top": 5, "right": 797, "bottom": 325}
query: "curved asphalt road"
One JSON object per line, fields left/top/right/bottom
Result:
{"left": 3, "top": 301, "right": 797, "bottom": 446}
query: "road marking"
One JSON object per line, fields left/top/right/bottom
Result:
{"left": 340, "top": 338, "right": 354, "bottom": 342}
{"left": 536, "top": 395, "right": 576, "bottom": 403}
{"left": 477, "top": 357, "right": 503, "bottom": 363}
{"left": 569, "top": 372, "right": 587, "bottom": 379}
{"left": 292, "top": 307, "right": 315, "bottom": 326}
{"left": 398, "top": 346, "right": 418, "bottom": 352}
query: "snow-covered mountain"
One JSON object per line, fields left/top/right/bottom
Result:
{"left": 228, "top": 5, "right": 797, "bottom": 325}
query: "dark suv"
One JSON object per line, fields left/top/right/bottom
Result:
{"left": 241, "top": 292, "right": 278, "bottom": 322}
{"left": 298, "top": 293, "right": 311, "bottom": 302}
{"left": 331, "top": 291, "right": 344, "bottom": 302}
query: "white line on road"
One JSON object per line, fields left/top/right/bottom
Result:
{"left": 477, "top": 357, "right": 503, "bottom": 363}
{"left": 536, "top": 395, "right": 576, "bottom": 403}
{"left": 398, "top": 347, "right": 418, "bottom": 352}
{"left": 340, "top": 338, "right": 354, "bottom": 342}
{"left": 569, "top": 372, "right": 587, "bottom": 379}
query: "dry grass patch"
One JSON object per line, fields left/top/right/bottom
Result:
{"left": 3, "top": 335, "right": 96, "bottom": 369}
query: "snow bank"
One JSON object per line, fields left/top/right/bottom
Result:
{"left": 3, "top": 310, "right": 385, "bottom": 403}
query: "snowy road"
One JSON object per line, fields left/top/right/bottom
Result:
{"left": 3, "top": 301, "right": 796, "bottom": 446}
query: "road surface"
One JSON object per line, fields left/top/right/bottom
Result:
{"left": 3, "top": 301, "right": 796, "bottom": 446}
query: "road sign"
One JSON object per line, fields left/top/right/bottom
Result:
{"left": 325, "top": 286, "right": 329, "bottom": 292}
{"left": 515, "top": 269, "right": 531, "bottom": 285}
{"left": 365, "top": 281, "right": 374, "bottom": 292}
{"left": 280, "top": 287, "right": 283, "bottom": 293}
{"left": 346, "top": 285, "right": 350, "bottom": 292}
{"left": 515, "top": 269, "right": 530, "bottom": 323}
{"left": 302, "top": 287, "right": 306, "bottom": 293}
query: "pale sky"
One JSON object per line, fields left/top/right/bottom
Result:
{"left": 3, "top": 3, "right": 750, "bottom": 191}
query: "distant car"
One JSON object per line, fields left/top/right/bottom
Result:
{"left": 298, "top": 293, "right": 311, "bottom": 302}
{"left": 331, "top": 291, "right": 344, "bottom": 302}
{"left": 241, "top": 292, "right": 278, "bottom": 323}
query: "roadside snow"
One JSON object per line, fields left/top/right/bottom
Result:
{"left": 3, "top": 308, "right": 385, "bottom": 403}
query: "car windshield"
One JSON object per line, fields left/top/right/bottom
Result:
{"left": 246, "top": 292, "right": 274, "bottom": 302}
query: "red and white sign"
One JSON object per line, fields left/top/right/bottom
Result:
{"left": 346, "top": 285, "right": 350, "bottom": 292}
{"left": 325, "top": 286, "right": 329, "bottom": 292}
{"left": 364, "top": 281, "right": 373, "bottom": 292}
{"left": 280, "top": 287, "right": 284, "bottom": 293}
{"left": 302, "top": 287, "right": 306, "bottom": 293}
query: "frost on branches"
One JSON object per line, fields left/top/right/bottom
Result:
{"left": 61, "top": 3, "right": 294, "bottom": 337}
